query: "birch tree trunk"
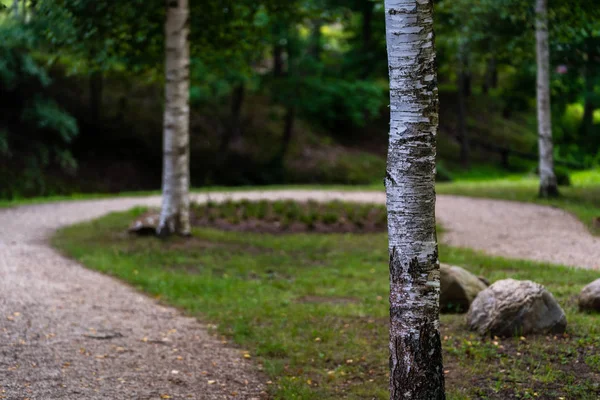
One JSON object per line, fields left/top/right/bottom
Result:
{"left": 535, "top": 0, "right": 558, "bottom": 198}
{"left": 580, "top": 40, "right": 596, "bottom": 140}
{"left": 457, "top": 42, "right": 470, "bottom": 168}
{"left": 12, "top": 0, "right": 19, "bottom": 18}
{"left": 157, "top": 0, "right": 191, "bottom": 236}
{"left": 384, "top": 1, "right": 445, "bottom": 399}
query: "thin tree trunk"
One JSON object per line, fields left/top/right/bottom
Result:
{"left": 362, "top": 0, "right": 374, "bottom": 51}
{"left": 273, "top": 44, "right": 284, "bottom": 77}
{"left": 360, "top": 0, "right": 374, "bottom": 78}
{"left": 383, "top": 0, "right": 445, "bottom": 399}
{"left": 309, "top": 20, "right": 322, "bottom": 60}
{"left": 463, "top": 73, "right": 471, "bottom": 97}
{"left": 482, "top": 56, "right": 498, "bottom": 94}
{"left": 28, "top": 0, "right": 37, "bottom": 20}
{"left": 535, "top": 0, "right": 558, "bottom": 198}
{"left": 157, "top": 0, "right": 191, "bottom": 236}
{"left": 580, "top": 95, "right": 595, "bottom": 138}
{"left": 580, "top": 42, "right": 596, "bottom": 139}
{"left": 280, "top": 106, "right": 295, "bottom": 160}
{"left": 12, "top": 0, "right": 19, "bottom": 18}
{"left": 89, "top": 71, "right": 103, "bottom": 125}
{"left": 219, "top": 83, "right": 245, "bottom": 153}
{"left": 458, "top": 43, "right": 470, "bottom": 168}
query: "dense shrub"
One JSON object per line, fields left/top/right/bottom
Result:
{"left": 555, "top": 166, "right": 571, "bottom": 187}
{"left": 0, "top": 21, "right": 78, "bottom": 198}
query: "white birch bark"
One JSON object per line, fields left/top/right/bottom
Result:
{"left": 384, "top": 0, "right": 445, "bottom": 399}
{"left": 12, "top": 0, "right": 19, "bottom": 18}
{"left": 535, "top": 0, "right": 558, "bottom": 198}
{"left": 157, "top": 0, "right": 191, "bottom": 236}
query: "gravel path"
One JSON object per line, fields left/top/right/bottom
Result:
{"left": 1, "top": 190, "right": 598, "bottom": 399}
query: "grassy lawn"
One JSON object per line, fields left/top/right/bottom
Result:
{"left": 437, "top": 168, "right": 600, "bottom": 235}
{"left": 53, "top": 207, "right": 600, "bottom": 399}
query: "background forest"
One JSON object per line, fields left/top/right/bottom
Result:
{"left": 1, "top": 2, "right": 600, "bottom": 399}
{"left": 0, "top": 0, "right": 598, "bottom": 199}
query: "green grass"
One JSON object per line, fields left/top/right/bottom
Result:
{"left": 53, "top": 208, "right": 600, "bottom": 399}
{"left": 438, "top": 168, "right": 600, "bottom": 235}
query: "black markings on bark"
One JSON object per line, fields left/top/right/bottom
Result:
{"left": 389, "top": 130, "right": 435, "bottom": 148}
{"left": 390, "top": 318, "right": 446, "bottom": 399}
{"left": 428, "top": 248, "right": 439, "bottom": 266}
{"left": 389, "top": 247, "right": 399, "bottom": 277}
{"left": 388, "top": 7, "right": 416, "bottom": 16}
{"left": 407, "top": 257, "right": 421, "bottom": 279}
{"left": 167, "top": 0, "right": 178, "bottom": 8}
{"left": 385, "top": 171, "right": 398, "bottom": 187}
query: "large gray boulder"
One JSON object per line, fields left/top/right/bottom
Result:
{"left": 440, "top": 264, "right": 488, "bottom": 313}
{"left": 467, "top": 279, "right": 566, "bottom": 336}
{"left": 579, "top": 279, "right": 600, "bottom": 312}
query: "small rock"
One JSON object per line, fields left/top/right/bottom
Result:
{"left": 440, "top": 264, "right": 488, "bottom": 313}
{"left": 579, "top": 279, "right": 600, "bottom": 312}
{"left": 467, "top": 279, "right": 566, "bottom": 337}
{"left": 128, "top": 212, "right": 160, "bottom": 236}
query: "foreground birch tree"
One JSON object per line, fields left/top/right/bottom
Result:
{"left": 383, "top": 0, "right": 445, "bottom": 399}
{"left": 157, "top": 0, "right": 191, "bottom": 236}
{"left": 535, "top": 0, "right": 559, "bottom": 198}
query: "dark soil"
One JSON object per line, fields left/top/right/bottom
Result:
{"left": 190, "top": 200, "right": 388, "bottom": 234}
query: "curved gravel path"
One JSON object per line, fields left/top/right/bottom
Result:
{"left": 1, "top": 190, "right": 598, "bottom": 399}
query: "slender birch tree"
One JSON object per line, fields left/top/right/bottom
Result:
{"left": 383, "top": 0, "right": 445, "bottom": 399}
{"left": 157, "top": 0, "right": 191, "bottom": 236}
{"left": 535, "top": 0, "right": 558, "bottom": 198}
{"left": 12, "top": 0, "right": 19, "bottom": 18}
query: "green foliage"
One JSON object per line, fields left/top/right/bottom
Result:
{"left": 555, "top": 166, "right": 572, "bottom": 187}
{"left": 0, "top": 19, "right": 78, "bottom": 198}
{"left": 2, "top": 0, "right": 599, "bottom": 197}
{"left": 286, "top": 151, "right": 385, "bottom": 185}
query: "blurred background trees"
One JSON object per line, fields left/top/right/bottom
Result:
{"left": 0, "top": 0, "right": 598, "bottom": 199}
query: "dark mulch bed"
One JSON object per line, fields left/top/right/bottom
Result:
{"left": 190, "top": 199, "right": 388, "bottom": 234}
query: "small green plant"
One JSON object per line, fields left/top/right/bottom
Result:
{"left": 280, "top": 216, "right": 291, "bottom": 229}
{"left": 257, "top": 201, "right": 269, "bottom": 220}
{"left": 555, "top": 166, "right": 571, "bottom": 187}
{"left": 321, "top": 212, "right": 339, "bottom": 225}
{"left": 272, "top": 200, "right": 286, "bottom": 216}
{"left": 191, "top": 200, "right": 388, "bottom": 233}
{"left": 284, "top": 203, "right": 302, "bottom": 220}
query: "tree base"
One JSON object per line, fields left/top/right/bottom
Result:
{"left": 538, "top": 184, "right": 559, "bottom": 199}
